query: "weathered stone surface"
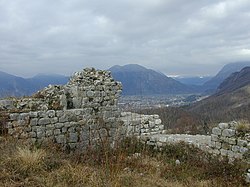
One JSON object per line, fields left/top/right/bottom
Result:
{"left": 30, "top": 118, "right": 38, "bottom": 126}
{"left": 212, "top": 127, "right": 221, "bottom": 135}
{"left": 0, "top": 99, "right": 14, "bottom": 110}
{"left": 238, "top": 140, "right": 248, "bottom": 147}
{"left": 55, "top": 135, "right": 66, "bottom": 144}
{"left": 38, "top": 118, "right": 50, "bottom": 125}
{"left": 222, "top": 129, "right": 235, "bottom": 137}
{"left": 68, "top": 133, "right": 78, "bottom": 143}
{"left": 218, "top": 123, "right": 229, "bottom": 129}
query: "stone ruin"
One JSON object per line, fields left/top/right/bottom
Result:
{"left": 210, "top": 121, "right": 250, "bottom": 182}
{"left": 210, "top": 121, "right": 250, "bottom": 161}
{"left": 0, "top": 68, "right": 164, "bottom": 150}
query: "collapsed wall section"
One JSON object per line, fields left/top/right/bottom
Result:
{"left": 3, "top": 68, "right": 124, "bottom": 149}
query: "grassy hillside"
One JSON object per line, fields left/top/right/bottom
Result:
{"left": 188, "top": 85, "right": 250, "bottom": 123}
{"left": 0, "top": 137, "right": 248, "bottom": 187}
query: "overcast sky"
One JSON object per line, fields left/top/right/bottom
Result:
{"left": 0, "top": 0, "right": 250, "bottom": 77}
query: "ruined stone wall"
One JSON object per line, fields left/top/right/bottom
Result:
{"left": 7, "top": 109, "right": 122, "bottom": 150}
{"left": 210, "top": 121, "right": 250, "bottom": 183}
{"left": 2, "top": 68, "right": 164, "bottom": 150}
{"left": 120, "top": 112, "right": 164, "bottom": 137}
{"left": 210, "top": 121, "right": 249, "bottom": 160}
{"left": 4, "top": 68, "right": 124, "bottom": 149}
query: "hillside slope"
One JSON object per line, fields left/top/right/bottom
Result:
{"left": 203, "top": 61, "right": 250, "bottom": 92}
{"left": 109, "top": 64, "right": 194, "bottom": 95}
{"left": 0, "top": 72, "right": 68, "bottom": 98}
{"left": 188, "top": 67, "right": 250, "bottom": 122}
{"left": 0, "top": 71, "right": 33, "bottom": 97}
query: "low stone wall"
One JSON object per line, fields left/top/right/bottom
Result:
{"left": 211, "top": 121, "right": 250, "bottom": 183}
{"left": 210, "top": 121, "right": 249, "bottom": 160}
{"left": 7, "top": 108, "right": 123, "bottom": 150}
{"left": 120, "top": 112, "right": 164, "bottom": 137}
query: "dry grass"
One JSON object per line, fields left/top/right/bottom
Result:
{"left": 0, "top": 137, "right": 248, "bottom": 187}
{"left": 236, "top": 120, "right": 250, "bottom": 134}
{"left": 15, "top": 147, "right": 46, "bottom": 171}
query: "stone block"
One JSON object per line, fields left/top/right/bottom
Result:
{"left": 232, "top": 145, "right": 240, "bottom": 152}
{"left": 218, "top": 123, "right": 229, "bottom": 129}
{"left": 222, "top": 129, "right": 235, "bottom": 137}
{"left": 86, "top": 90, "right": 94, "bottom": 97}
{"left": 227, "top": 138, "right": 236, "bottom": 145}
{"left": 37, "top": 130, "right": 45, "bottom": 139}
{"left": 9, "top": 113, "right": 19, "bottom": 121}
{"left": 212, "top": 127, "right": 221, "bottom": 135}
{"left": 20, "top": 113, "right": 30, "bottom": 120}
{"left": 30, "top": 118, "right": 38, "bottom": 126}
{"left": 55, "top": 135, "right": 66, "bottom": 144}
{"left": 46, "top": 130, "right": 53, "bottom": 137}
{"left": 47, "top": 110, "right": 55, "bottom": 118}
{"left": 56, "top": 111, "right": 64, "bottom": 117}
{"left": 38, "top": 118, "right": 50, "bottom": 125}
{"left": 211, "top": 134, "right": 219, "bottom": 141}
{"left": 215, "top": 142, "right": 222, "bottom": 149}
{"left": 59, "top": 115, "right": 68, "bottom": 123}
{"left": 55, "top": 123, "right": 64, "bottom": 129}
{"left": 46, "top": 124, "right": 55, "bottom": 130}
{"left": 54, "top": 129, "right": 61, "bottom": 135}
{"left": 29, "top": 112, "right": 38, "bottom": 118}
{"left": 68, "top": 127, "right": 76, "bottom": 133}
{"left": 149, "top": 121, "right": 155, "bottom": 128}
{"left": 238, "top": 140, "right": 248, "bottom": 147}
{"left": 50, "top": 117, "right": 58, "bottom": 124}
{"left": 210, "top": 141, "right": 216, "bottom": 148}
{"left": 155, "top": 119, "right": 162, "bottom": 125}
{"left": 62, "top": 127, "right": 67, "bottom": 133}
{"left": 240, "top": 147, "right": 248, "bottom": 154}
{"left": 68, "top": 132, "right": 78, "bottom": 143}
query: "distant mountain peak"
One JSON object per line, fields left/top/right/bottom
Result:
{"left": 109, "top": 64, "right": 149, "bottom": 72}
{"left": 216, "top": 66, "right": 250, "bottom": 95}
{"left": 202, "top": 61, "right": 250, "bottom": 92}
{"left": 109, "top": 64, "right": 193, "bottom": 95}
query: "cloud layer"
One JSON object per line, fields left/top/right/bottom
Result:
{"left": 0, "top": 0, "right": 250, "bottom": 77}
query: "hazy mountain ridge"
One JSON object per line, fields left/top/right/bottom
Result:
{"left": 109, "top": 64, "right": 194, "bottom": 95}
{"left": 174, "top": 76, "right": 212, "bottom": 86}
{"left": 0, "top": 72, "right": 68, "bottom": 98}
{"left": 202, "top": 61, "right": 250, "bottom": 92}
{"left": 1, "top": 62, "right": 250, "bottom": 97}
{"left": 216, "top": 66, "right": 250, "bottom": 95}
{"left": 188, "top": 67, "right": 250, "bottom": 122}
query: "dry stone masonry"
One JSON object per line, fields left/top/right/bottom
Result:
{"left": 211, "top": 121, "right": 250, "bottom": 183}
{"left": 120, "top": 112, "right": 164, "bottom": 137}
{"left": 2, "top": 68, "right": 164, "bottom": 150}
{"left": 210, "top": 121, "right": 249, "bottom": 161}
{"left": 5, "top": 68, "right": 123, "bottom": 149}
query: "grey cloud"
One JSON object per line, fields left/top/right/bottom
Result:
{"left": 0, "top": 0, "right": 250, "bottom": 77}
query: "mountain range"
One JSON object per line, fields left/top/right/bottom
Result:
{"left": 188, "top": 66, "right": 250, "bottom": 122}
{"left": 109, "top": 64, "right": 193, "bottom": 95}
{"left": 0, "top": 71, "right": 68, "bottom": 98}
{"left": 0, "top": 62, "right": 250, "bottom": 97}
{"left": 202, "top": 61, "right": 250, "bottom": 93}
